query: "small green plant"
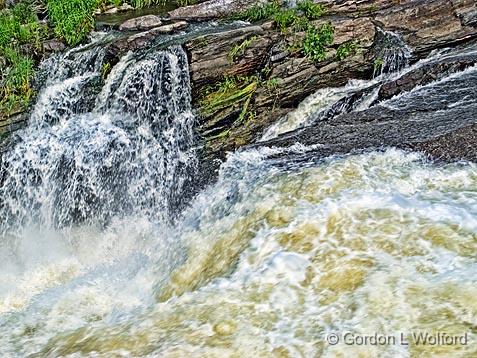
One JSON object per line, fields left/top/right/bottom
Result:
{"left": 292, "top": 16, "right": 309, "bottom": 32}
{"left": 106, "top": 0, "right": 124, "bottom": 6}
{"left": 302, "top": 22, "right": 334, "bottom": 62}
{"left": 336, "top": 40, "right": 358, "bottom": 60}
{"left": 176, "top": 0, "right": 197, "bottom": 6}
{"left": 130, "top": 0, "right": 157, "bottom": 7}
{"left": 200, "top": 75, "right": 259, "bottom": 122}
{"left": 264, "top": 77, "right": 279, "bottom": 90}
{"left": 296, "top": 0, "right": 324, "bottom": 20}
{"left": 374, "top": 57, "right": 383, "bottom": 70}
{"left": 101, "top": 62, "right": 112, "bottom": 80}
{"left": 232, "top": 1, "right": 326, "bottom": 34}
{"left": 228, "top": 36, "right": 256, "bottom": 63}
{"left": 273, "top": 8, "right": 297, "bottom": 32}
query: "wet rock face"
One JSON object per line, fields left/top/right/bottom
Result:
{"left": 374, "top": 0, "right": 477, "bottom": 54}
{"left": 252, "top": 63, "right": 477, "bottom": 161}
{"left": 186, "top": 16, "right": 378, "bottom": 157}
{"left": 119, "top": 15, "right": 163, "bottom": 31}
{"left": 106, "top": 21, "right": 188, "bottom": 60}
{"left": 183, "top": 0, "right": 477, "bottom": 162}
{"left": 378, "top": 44, "right": 477, "bottom": 100}
{"left": 408, "top": 123, "right": 477, "bottom": 162}
{"left": 186, "top": 26, "right": 273, "bottom": 87}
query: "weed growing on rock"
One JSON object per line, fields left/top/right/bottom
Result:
{"left": 273, "top": 8, "right": 297, "bottom": 32}
{"left": 231, "top": 1, "right": 280, "bottom": 22}
{"left": 296, "top": 0, "right": 324, "bottom": 19}
{"left": 302, "top": 22, "right": 334, "bottom": 62}
{"left": 228, "top": 36, "right": 257, "bottom": 63}
{"left": 336, "top": 40, "right": 358, "bottom": 60}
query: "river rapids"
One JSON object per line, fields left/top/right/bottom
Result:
{"left": 0, "top": 34, "right": 476, "bottom": 357}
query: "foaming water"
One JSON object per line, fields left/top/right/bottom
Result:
{"left": 1, "top": 148, "right": 475, "bottom": 357}
{"left": 0, "top": 44, "right": 197, "bottom": 232}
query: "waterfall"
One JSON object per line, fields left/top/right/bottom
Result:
{"left": 372, "top": 28, "right": 412, "bottom": 78}
{"left": 0, "top": 42, "right": 197, "bottom": 233}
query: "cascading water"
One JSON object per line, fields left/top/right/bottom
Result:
{"left": 0, "top": 42, "right": 197, "bottom": 232}
{"left": 262, "top": 41, "right": 477, "bottom": 141}
{"left": 261, "top": 29, "right": 413, "bottom": 141}
{"left": 372, "top": 28, "right": 412, "bottom": 78}
{"left": 0, "top": 29, "right": 476, "bottom": 358}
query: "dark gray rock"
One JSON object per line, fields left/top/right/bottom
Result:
{"left": 42, "top": 39, "right": 66, "bottom": 53}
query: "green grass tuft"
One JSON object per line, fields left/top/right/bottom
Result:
{"left": 231, "top": 1, "right": 280, "bottom": 22}
{"left": 273, "top": 8, "right": 297, "bottom": 32}
{"left": 0, "top": 0, "right": 46, "bottom": 116}
{"left": 228, "top": 36, "right": 256, "bottom": 63}
{"left": 47, "top": 0, "right": 98, "bottom": 46}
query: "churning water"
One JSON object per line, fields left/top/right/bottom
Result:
{"left": 0, "top": 36, "right": 476, "bottom": 357}
{"left": 0, "top": 42, "right": 197, "bottom": 232}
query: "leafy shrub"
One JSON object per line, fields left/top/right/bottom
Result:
{"left": 292, "top": 16, "right": 309, "bottom": 31}
{"left": 302, "top": 22, "right": 334, "bottom": 62}
{"left": 0, "top": 3, "right": 43, "bottom": 48}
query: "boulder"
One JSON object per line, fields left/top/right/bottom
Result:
{"left": 42, "top": 39, "right": 66, "bottom": 53}
{"left": 169, "top": 0, "right": 262, "bottom": 20}
{"left": 107, "top": 21, "right": 188, "bottom": 58}
{"left": 374, "top": 0, "right": 477, "bottom": 55}
{"left": 378, "top": 46, "right": 477, "bottom": 100}
{"left": 119, "top": 15, "right": 163, "bottom": 31}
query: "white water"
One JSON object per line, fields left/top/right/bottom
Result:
{"left": 0, "top": 147, "right": 476, "bottom": 357}
{"left": 0, "top": 44, "right": 197, "bottom": 232}
{"left": 0, "top": 33, "right": 476, "bottom": 358}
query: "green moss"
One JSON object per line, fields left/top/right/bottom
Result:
{"left": 302, "top": 22, "right": 334, "bottom": 62}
